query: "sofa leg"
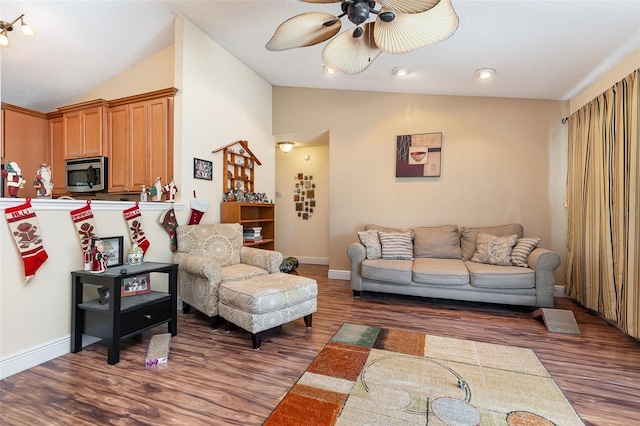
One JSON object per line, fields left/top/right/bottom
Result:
{"left": 352, "top": 290, "right": 361, "bottom": 298}
{"left": 182, "top": 302, "right": 191, "bottom": 314}
{"left": 209, "top": 315, "right": 219, "bottom": 330}
{"left": 252, "top": 332, "right": 262, "bottom": 350}
{"left": 303, "top": 314, "right": 313, "bottom": 329}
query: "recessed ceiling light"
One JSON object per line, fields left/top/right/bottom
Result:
{"left": 323, "top": 65, "right": 335, "bottom": 76}
{"left": 475, "top": 68, "right": 496, "bottom": 80}
{"left": 392, "top": 67, "right": 411, "bottom": 76}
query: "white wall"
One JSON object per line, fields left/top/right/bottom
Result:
{"left": 275, "top": 144, "right": 330, "bottom": 264}
{"left": 273, "top": 88, "right": 569, "bottom": 283}
{"left": 173, "top": 16, "right": 274, "bottom": 224}
{"left": 0, "top": 15, "right": 274, "bottom": 378}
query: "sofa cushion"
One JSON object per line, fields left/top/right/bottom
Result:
{"left": 362, "top": 259, "right": 413, "bottom": 284}
{"left": 465, "top": 261, "right": 535, "bottom": 289}
{"left": 221, "top": 264, "right": 269, "bottom": 283}
{"left": 379, "top": 231, "right": 414, "bottom": 260}
{"left": 365, "top": 224, "right": 414, "bottom": 239}
{"left": 471, "top": 233, "right": 518, "bottom": 266}
{"left": 460, "top": 224, "right": 524, "bottom": 260}
{"left": 358, "top": 230, "right": 382, "bottom": 260}
{"left": 413, "top": 225, "right": 461, "bottom": 259}
{"left": 413, "top": 258, "right": 469, "bottom": 286}
{"left": 511, "top": 237, "right": 541, "bottom": 267}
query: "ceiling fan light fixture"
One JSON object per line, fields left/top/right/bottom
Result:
{"left": 277, "top": 141, "right": 295, "bottom": 153}
{"left": 475, "top": 68, "right": 496, "bottom": 80}
{"left": 20, "top": 17, "right": 35, "bottom": 36}
{"left": 323, "top": 65, "right": 336, "bottom": 75}
{"left": 392, "top": 66, "right": 410, "bottom": 76}
{"left": 0, "top": 31, "right": 8, "bottom": 47}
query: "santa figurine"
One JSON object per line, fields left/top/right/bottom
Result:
{"left": 33, "top": 163, "right": 54, "bottom": 198}
{"left": 163, "top": 180, "right": 178, "bottom": 202}
{"left": 91, "top": 239, "right": 108, "bottom": 273}
{"left": 150, "top": 177, "right": 163, "bottom": 202}
{"left": 2, "top": 161, "right": 27, "bottom": 198}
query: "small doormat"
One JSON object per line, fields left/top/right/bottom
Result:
{"left": 532, "top": 308, "right": 581, "bottom": 334}
{"left": 145, "top": 333, "right": 172, "bottom": 366}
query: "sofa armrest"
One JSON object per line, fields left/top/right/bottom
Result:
{"left": 240, "top": 247, "right": 284, "bottom": 274}
{"left": 346, "top": 242, "right": 366, "bottom": 292}
{"left": 173, "top": 252, "right": 222, "bottom": 284}
{"left": 527, "top": 247, "right": 561, "bottom": 308}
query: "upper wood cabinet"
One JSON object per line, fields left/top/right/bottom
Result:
{"left": 107, "top": 89, "right": 176, "bottom": 193}
{"left": 59, "top": 100, "right": 108, "bottom": 160}
{"left": 48, "top": 114, "right": 67, "bottom": 196}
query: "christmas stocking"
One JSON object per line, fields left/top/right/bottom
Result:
{"left": 70, "top": 200, "right": 98, "bottom": 252}
{"left": 189, "top": 198, "right": 209, "bottom": 225}
{"left": 123, "top": 203, "right": 150, "bottom": 255}
{"left": 159, "top": 207, "right": 178, "bottom": 252}
{"left": 5, "top": 198, "right": 49, "bottom": 282}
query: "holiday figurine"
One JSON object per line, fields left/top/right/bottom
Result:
{"left": 150, "top": 177, "right": 163, "bottom": 201}
{"left": 91, "top": 239, "right": 108, "bottom": 273}
{"left": 163, "top": 180, "right": 178, "bottom": 202}
{"left": 140, "top": 185, "right": 148, "bottom": 202}
{"left": 33, "top": 163, "right": 54, "bottom": 198}
{"left": 2, "top": 161, "right": 26, "bottom": 198}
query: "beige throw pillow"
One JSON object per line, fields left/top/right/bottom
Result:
{"left": 413, "top": 225, "right": 461, "bottom": 259}
{"left": 460, "top": 224, "right": 524, "bottom": 260}
{"left": 358, "top": 230, "right": 382, "bottom": 260}
{"left": 379, "top": 231, "right": 414, "bottom": 260}
{"left": 471, "top": 233, "right": 518, "bottom": 266}
{"left": 511, "top": 237, "right": 541, "bottom": 267}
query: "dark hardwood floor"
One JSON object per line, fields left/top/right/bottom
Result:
{"left": 1, "top": 264, "right": 639, "bottom": 425}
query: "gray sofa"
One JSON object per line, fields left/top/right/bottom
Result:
{"left": 346, "top": 223, "right": 560, "bottom": 308}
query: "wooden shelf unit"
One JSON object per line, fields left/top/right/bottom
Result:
{"left": 220, "top": 202, "right": 275, "bottom": 250}
{"left": 212, "top": 140, "right": 261, "bottom": 194}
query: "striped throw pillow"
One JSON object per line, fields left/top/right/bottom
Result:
{"left": 511, "top": 237, "right": 541, "bottom": 267}
{"left": 379, "top": 231, "right": 414, "bottom": 260}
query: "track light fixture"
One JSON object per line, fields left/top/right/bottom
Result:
{"left": 0, "top": 14, "right": 36, "bottom": 47}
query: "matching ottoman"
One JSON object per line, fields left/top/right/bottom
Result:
{"left": 218, "top": 273, "right": 318, "bottom": 349}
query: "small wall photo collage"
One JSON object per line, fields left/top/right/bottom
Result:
{"left": 293, "top": 173, "right": 316, "bottom": 220}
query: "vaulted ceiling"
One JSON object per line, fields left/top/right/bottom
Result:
{"left": 1, "top": 0, "right": 639, "bottom": 113}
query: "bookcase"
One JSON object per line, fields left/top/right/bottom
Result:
{"left": 220, "top": 202, "right": 275, "bottom": 250}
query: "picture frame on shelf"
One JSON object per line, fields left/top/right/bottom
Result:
{"left": 91, "top": 236, "right": 124, "bottom": 268}
{"left": 194, "top": 158, "right": 213, "bottom": 180}
{"left": 121, "top": 273, "right": 151, "bottom": 297}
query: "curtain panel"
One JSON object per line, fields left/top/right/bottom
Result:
{"left": 566, "top": 69, "right": 639, "bottom": 339}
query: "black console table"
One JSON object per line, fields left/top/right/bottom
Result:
{"left": 71, "top": 262, "right": 178, "bottom": 365}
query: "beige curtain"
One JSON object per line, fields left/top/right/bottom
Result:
{"left": 566, "top": 69, "right": 639, "bottom": 339}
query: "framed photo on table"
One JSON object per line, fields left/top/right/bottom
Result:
{"left": 121, "top": 274, "right": 151, "bottom": 297}
{"left": 91, "top": 236, "right": 124, "bottom": 268}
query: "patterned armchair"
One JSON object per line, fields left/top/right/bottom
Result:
{"left": 173, "top": 223, "right": 283, "bottom": 329}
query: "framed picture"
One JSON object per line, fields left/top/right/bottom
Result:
{"left": 91, "top": 236, "right": 124, "bottom": 268}
{"left": 194, "top": 158, "right": 213, "bottom": 180}
{"left": 396, "top": 132, "right": 442, "bottom": 177}
{"left": 121, "top": 274, "right": 151, "bottom": 297}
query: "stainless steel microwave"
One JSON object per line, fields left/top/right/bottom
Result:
{"left": 66, "top": 157, "right": 108, "bottom": 192}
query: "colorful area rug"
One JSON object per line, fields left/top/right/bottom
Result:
{"left": 264, "top": 323, "right": 584, "bottom": 425}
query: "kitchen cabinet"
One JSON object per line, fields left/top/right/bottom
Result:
{"left": 107, "top": 90, "right": 175, "bottom": 193}
{"left": 59, "top": 100, "right": 108, "bottom": 160}
{"left": 48, "top": 114, "right": 67, "bottom": 196}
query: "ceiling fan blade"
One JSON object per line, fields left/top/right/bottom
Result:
{"left": 322, "top": 23, "right": 382, "bottom": 75}
{"left": 376, "top": 0, "right": 440, "bottom": 14}
{"left": 374, "top": 0, "right": 458, "bottom": 54}
{"left": 266, "top": 12, "right": 342, "bottom": 51}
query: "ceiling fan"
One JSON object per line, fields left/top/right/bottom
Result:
{"left": 266, "top": 0, "right": 459, "bottom": 75}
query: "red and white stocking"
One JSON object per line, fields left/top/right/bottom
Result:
{"left": 5, "top": 198, "right": 49, "bottom": 282}
{"left": 123, "top": 203, "right": 150, "bottom": 255}
{"left": 70, "top": 200, "right": 98, "bottom": 252}
{"left": 189, "top": 198, "right": 209, "bottom": 225}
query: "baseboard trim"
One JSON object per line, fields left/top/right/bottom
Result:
{"left": 329, "top": 269, "right": 350, "bottom": 280}
{"left": 555, "top": 284, "right": 567, "bottom": 298}
{"left": 294, "top": 256, "right": 329, "bottom": 265}
{"left": 0, "top": 335, "right": 100, "bottom": 380}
